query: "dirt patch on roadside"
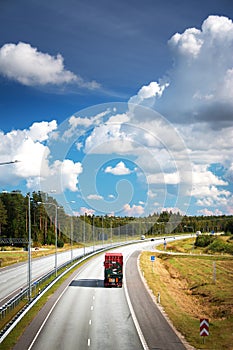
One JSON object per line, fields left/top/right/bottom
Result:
{"left": 154, "top": 258, "right": 211, "bottom": 319}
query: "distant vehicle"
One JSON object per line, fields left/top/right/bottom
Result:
{"left": 104, "top": 253, "right": 123, "bottom": 288}
{"left": 151, "top": 238, "right": 155, "bottom": 241}
{"left": 34, "top": 247, "right": 39, "bottom": 250}
{"left": 141, "top": 235, "right": 145, "bottom": 240}
{"left": 196, "top": 231, "right": 201, "bottom": 236}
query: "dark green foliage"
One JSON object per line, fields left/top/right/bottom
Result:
{"left": 208, "top": 238, "right": 233, "bottom": 255}
{"left": 0, "top": 191, "right": 233, "bottom": 248}
{"left": 195, "top": 235, "right": 216, "bottom": 247}
{"left": 57, "top": 239, "right": 64, "bottom": 248}
{"left": 0, "top": 199, "right": 7, "bottom": 234}
{"left": 225, "top": 220, "right": 233, "bottom": 235}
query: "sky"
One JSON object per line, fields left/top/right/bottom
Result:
{"left": 0, "top": 0, "right": 233, "bottom": 218}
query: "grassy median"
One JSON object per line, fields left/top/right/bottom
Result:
{"left": 140, "top": 238, "right": 233, "bottom": 350}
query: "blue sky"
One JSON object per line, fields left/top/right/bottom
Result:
{"left": 0, "top": 0, "right": 233, "bottom": 217}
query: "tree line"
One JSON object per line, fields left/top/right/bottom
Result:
{"left": 0, "top": 191, "right": 232, "bottom": 248}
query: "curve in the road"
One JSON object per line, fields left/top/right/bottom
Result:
{"left": 125, "top": 250, "right": 189, "bottom": 350}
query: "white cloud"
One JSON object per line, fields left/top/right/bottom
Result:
{"left": 0, "top": 121, "right": 83, "bottom": 193}
{"left": 0, "top": 123, "right": 55, "bottom": 184}
{"left": 104, "top": 161, "right": 132, "bottom": 175}
{"left": 87, "top": 194, "right": 103, "bottom": 200}
{"left": 63, "top": 109, "right": 111, "bottom": 141}
{"left": 170, "top": 16, "right": 233, "bottom": 122}
{"left": 0, "top": 42, "right": 100, "bottom": 89}
{"left": 123, "top": 203, "right": 144, "bottom": 216}
{"left": 147, "top": 172, "right": 180, "bottom": 185}
{"left": 197, "top": 208, "right": 223, "bottom": 216}
{"left": 79, "top": 207, "right": 95, "bottom": 216}
{"left": 168, "top": 28, "right": 203, "bottom": 58}
{"left": 60, "top": 159, "right": 83, "bottom": 192}
{"left": 39, "top": 159, "right": 83, "bottom": 193}
{"left": 108, "top": 194, "right": 115, "bottom": 199}
{"left": 129, "top": 80, "right": 169, "bottom": 107}
{"left": 84, "top": 122, "right": 134, "bottom": 154}
{"left": 191, "top": 165, "right": 228, "bottom": 187}
{"left": 28, "top": 120, "right": 57, "bottom": 142}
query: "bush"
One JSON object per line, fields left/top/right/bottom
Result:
{"left": 195, "top": 235, "right": 216, "bottom": 247}
{"left": 208, "top": 238, "right": 233, "bottom": 255}
{"left": 57, "top": 239, "right": 64, "bottom": 248}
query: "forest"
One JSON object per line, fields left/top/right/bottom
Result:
{"left": 0, "top": 191, "right": 232, "bottom": 248}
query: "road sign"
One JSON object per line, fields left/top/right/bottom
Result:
{"left": 200, "top": 318, "right": 209, "bottom": 336}
{"left": 150, "top": 255, "right": 156, "bottom": 262}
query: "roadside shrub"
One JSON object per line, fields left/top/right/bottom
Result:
{"left": 57, "top": 239, "right": 64, "bottom": 248}
{"left": 225, "top": 221, "right": 233, "bottom": 235}
{"left": 208, "top": 238, "right": 233, "bottom": 255}
{"left": 195, "top": 235, "right": 216, "bottom": 247}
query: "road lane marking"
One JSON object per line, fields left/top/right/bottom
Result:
{"left": 88, "top": 338, "right": 91, "bottom": 347}
{"left": 124, "top": 253, "right": 149, "bottom": 350}
{"left": 91, "top": 305, "right": 94, "bottom": 310}
{"left": 89, "top": 319, "right": 92, "bottom": 325}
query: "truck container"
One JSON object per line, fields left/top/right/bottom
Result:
{"left": 104, "top": 252, "right": 123, "bottom": 287}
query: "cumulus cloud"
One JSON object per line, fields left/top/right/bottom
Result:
{"left": 0, "top": 42, "right": 100, "bottom": 89}
{"left": 162, "top": 15, "right": 233, "bottom": 126}
{"left": 169, "top": 28, "right": 203, "bottom": 58}
{"left": 28, "top": 120, "right": 57, "bottom": 142}
{"left": 84, "top": 122, "right": 134, "bottom": 154}
{"left": 123, "top": 203, "right": 144, "bottom": 216}
{"left": 104, "top": 161, "right": 132, "bottom": 175}
{"left": 2, "top": 15, "right": 233, "bottom": 217}
{"left": 79, "top": 207, "right": 95, "bottom": 216}
{"left": 0, "top": 121, "right": 83, "bottom": 193}
{"left": 129, "top": 80, "right": 169, "bottom": 107}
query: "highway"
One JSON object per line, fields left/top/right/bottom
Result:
{"left": 12, "top": 237, "right": 189, "bottom": 350}
{"left": 0, "top": 246, "right": 95, "bottom": 304}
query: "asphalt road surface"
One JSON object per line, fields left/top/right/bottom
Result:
{"left": 12, "top": 238, "right": 189, "bottom": 350}
{"left": 14, "top": 249, "right": 144, "bottom": 350}
{"left": 126, "top": 250, "right": 187, "bottom": 350}
{"left": 0, "top": 245, "right": 100, "bottom": 304}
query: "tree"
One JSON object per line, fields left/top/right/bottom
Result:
{"left": 0, "top": 199, "right": 7, "bottom": 234}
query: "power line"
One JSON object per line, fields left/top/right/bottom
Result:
{"left": 0, "top": 160, "right": 20, "bottom": 165}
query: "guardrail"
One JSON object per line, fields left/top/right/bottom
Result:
{"left": 0, "top": 239, "right": 141, "bottom": 343}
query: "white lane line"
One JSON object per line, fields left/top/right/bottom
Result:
{"left": 124, "top": 254, "right": 149, "bottom": 350}
{"left": 88, "top": 338, "right": 91, "bottom": 347}
{"left": 91, "top": 305, "right": 94, "bottom": 311}
{"left": 89, "top": 319, "right": 92, "bottom": 325}
{"left": 93, "top": 295, "right": 95, "bottom": 300}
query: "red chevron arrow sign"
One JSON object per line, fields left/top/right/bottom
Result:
{"left": 200, "top": 318, "right": 209, "bottom": 336}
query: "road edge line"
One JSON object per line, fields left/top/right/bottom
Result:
{"left": 124, "top": 254, "right": 150, "bottom": 350}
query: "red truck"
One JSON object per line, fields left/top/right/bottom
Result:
{"left": 104, "top": 252, "right": 123, "bottom": 287}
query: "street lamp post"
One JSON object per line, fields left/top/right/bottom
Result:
{"left": 102, "top": 216, "right": 104, "bottom": 247}
{"left": 83, "top": 213, "right": 86, "bottom": 256}
{"left": 70, "top": 216, "right": 73, "bottom": 262}
{"left": 37, "top": 202, "right": 58, "bottom": 277}
{"left": 92, "top": 215, "right": 95, "bottom": 252}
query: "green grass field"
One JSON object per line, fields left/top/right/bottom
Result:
{"left": 140, "top": 238, "right": 233, "bottom": 349}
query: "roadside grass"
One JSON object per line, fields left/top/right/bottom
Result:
{"left": 140, "top": 248, "right": 233, "bottom": 349}
{"left": 0, "top": 244, "right": 83, "bottom": 268}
